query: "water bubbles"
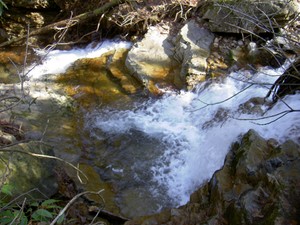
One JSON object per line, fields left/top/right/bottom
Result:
{"left": 86, "top": 61, "right": 300, "bottom": 209}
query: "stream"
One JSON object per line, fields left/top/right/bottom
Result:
{"left": 26, "top": 40, "right": 300, "bottom": 218}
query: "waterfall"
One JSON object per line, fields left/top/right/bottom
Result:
{"left": 27, "top": 40, "right": 300, "bottom": 216}
{"left": 86, "top": 59, "right": 299, "bottom": 208}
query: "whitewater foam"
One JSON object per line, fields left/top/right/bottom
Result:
{"left": 87, "top": 60, "right": 299, "bottom": 206}
{"left": 26, "top": 40, "right": 131, "bottom": 80}
{"left": 24, "top": 40, "right": 299, "bottom": 212}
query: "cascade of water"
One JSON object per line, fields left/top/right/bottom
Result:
{"left": 86, "top": 59, "right": 299, "bottom": 207}
{"left": 26, "top": 40, "right": 131, "bottom": 80}
{"left": 25, "top": 40, "right": 300, "bottom": 215}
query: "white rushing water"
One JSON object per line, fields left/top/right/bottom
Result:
{"left": 26, "top": 40, "right": 300, "bottom": 213}
{"left": 86, "top": 59, "right": 300, "bottom": 206}
{"left": 26, "top": 40, "right": 132, "bottom": 80}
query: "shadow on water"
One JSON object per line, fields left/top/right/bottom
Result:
{"left": 54, "top": 53, "right": 174, "bottom": 217}
{"left": 0, "top": 45, "right": 167, "bottom": 218}
{"left": 2, "top": 42, "right": 300, "bottom": 220}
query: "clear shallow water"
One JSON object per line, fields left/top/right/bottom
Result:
{"left": 27, "top": 41, "right": 300, "bottom": 217}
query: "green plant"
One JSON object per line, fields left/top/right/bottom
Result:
{"left": 0, "top": 0, "right": 8, "bottom": 16}
{"left": 0, "top": 210, "right": 28, "bottom": 225}
{"left": 0, "top": 184, "right": 64, "bottom": 224}
{"left": 0, "top": 184, "right": 28, "bottom": 225}
{"left": 29, "top": 199, "right": 64, "bottom": 223}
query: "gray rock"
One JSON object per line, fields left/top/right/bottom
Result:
{"left": 174, "top": 19, "right": 214, "bottom": 81}
{"left": 125, "top": 26, "right": 176, "bottom": 86}
{"left": 125, "top": 20, "right": 214, "bottom": 92}
{"left": 201, "top": 0, "right": 300, "bottom": 33}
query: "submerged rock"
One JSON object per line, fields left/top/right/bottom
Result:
{"left": 125, "top": 130, "right": 300, "bottom": 224}
{"left": 0, "top": 48, "right": 36, "bottom": 83}
{"left": 57, "top": 55, "right": 131, "bottom": 107}
{"left": 56, "top": 48, "right": 144, "bottom": 107}
{"left": 106, "top": 48, "right": 143, "bottom": 94}
{"left": 65, "top": 163, "right": 121, "bottom": 215}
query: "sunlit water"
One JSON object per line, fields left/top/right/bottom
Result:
{"left": 27, "top": 40, "right": 300, "bottom": 217}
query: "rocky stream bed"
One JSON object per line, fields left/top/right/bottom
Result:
{"left": 0, "top": 0, "right": 300, "bottom": 224}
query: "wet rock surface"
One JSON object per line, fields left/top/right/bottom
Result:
{"left": 0, "top": 1, "right": 299, "bottom": 223}
{"left": 56, "top": 48, "right": 143, "bottom": 107}
{"left": 125, "top": 20, "right": 215, "bottom": 92}
{"left": 126, "top": 130, "right": 300, "bottom": 224}
{"left": 125, "top": 25, "right": 180, "bottom": 95}
{"left": 107, "top": 48, "right": 142, "bottom": 94}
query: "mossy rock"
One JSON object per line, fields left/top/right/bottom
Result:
{"left": 0, "top": 142, "right": 57, "bottom": 200}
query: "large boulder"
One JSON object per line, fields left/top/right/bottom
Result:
{"left": 125, "top": 26, "right": 181, "bottom": 95}
{"left": 125, "top": 130, "right": 300, "bottom": 224}
{"left": 201, "top": 0, "right": 300, "bottom": 33}
{"left": 125, "top": 20, "right": 215, "bottom": 93}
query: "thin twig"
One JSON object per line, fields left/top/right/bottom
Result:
{"left": 50, "top": 13, "right": 106, "bottom": 46}
{"left": 22, "top": 24, "right": 30, "bottom": 85}
{"left": 188, "top": 84, "right": 253, "bottom": 112}
{"left": 0, "top": 98, "right": 22, "bottom": 113}
{"left": 0, "top": 0, "right": 126, "bottom": 48}
{"left": 232, "top": 109, "right": 300, "bottom": 126}
{"left": 0, "top": 188, "right": 48, "bottom": 212}
{"left": 50, "top": 189, "right": 104, "bottom": 225}
{"left": 89, "top": 200, "right": 105, "bottom": 225}
{"left": 0, "top": 148, "right": 88, "bottom": 182}
{"left": 9, "top": 197, "right": 27, "bottom": 225}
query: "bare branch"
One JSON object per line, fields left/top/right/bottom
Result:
{"left": 0, "top": 147, "right": 88, "bottom": 182}
{"left": 0, "top": 188, "right": 48, "bottom": 212}
{"left": 0, "top": 96, "right": 22, "bottom": 113}
{"left": 9, "top": 197, "right": 27, "bottom": 224}
{"left": 50, "top": 189, "right": 104, "bottom": 225}
{"left": 232, "top": 109, "right": 300, "bottom": 125}
{"left": 188, "top": 84, "right": 253, "bottom": 112}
